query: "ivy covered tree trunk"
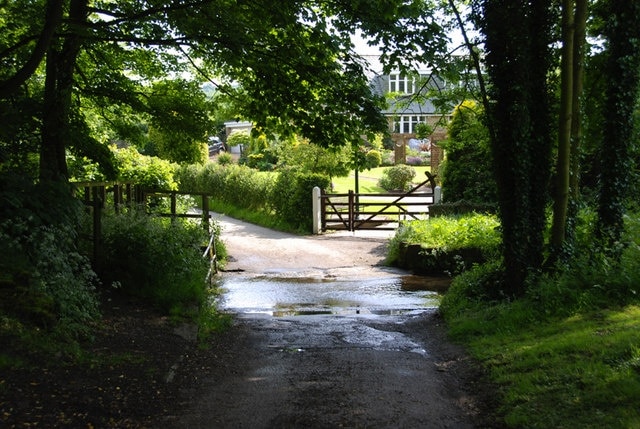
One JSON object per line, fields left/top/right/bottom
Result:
{"left": 481, "top": 0, "right": 553, "bottom": 295}
{"left": 596, "top": 1, "right": 640, "bottom": 256}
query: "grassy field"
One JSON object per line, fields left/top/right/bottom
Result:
{"left": 331, "top": 166, "right": 431, "bottom": 194}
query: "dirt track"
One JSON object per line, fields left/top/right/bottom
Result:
{"left": 169, "top": 215, "right": 496, "bottom": 428}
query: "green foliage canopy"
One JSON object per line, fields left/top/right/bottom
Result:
{"left": 0, "top": 0, "right": 450, "bottom": 182}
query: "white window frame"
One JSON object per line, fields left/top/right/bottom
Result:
{"left": 388, "top": 74, "right": 415, "bottom": 94}
{"left": 393, "top": 115, "right": 427, "bottom": 134}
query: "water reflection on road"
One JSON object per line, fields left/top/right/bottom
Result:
{"left": 217, "top": 271, "right": 445, "bottom": 317}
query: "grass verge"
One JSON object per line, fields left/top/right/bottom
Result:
{"left": 443, "top": 301, "right": 640, "bottom": 428}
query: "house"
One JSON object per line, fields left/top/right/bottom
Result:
{"left": 224, "top": 120, "right": 252, "bottom": 154}
{"left": 370, "top": 71, "right": 450, "bottom": 169}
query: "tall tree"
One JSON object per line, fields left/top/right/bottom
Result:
{"left": 549, "top": 0, "right": 588, "bottom": 261}
{"left": 550, "top": 0, "right": 576, "bottom": 254}
{"left": 595, "top": 1, "right": 640, "bottom": 256}
{"left": 39, "top": 0, "right": 87, "bottom": 182}
{"left": 479, "top": 0, "right": 554, "bottom": 295}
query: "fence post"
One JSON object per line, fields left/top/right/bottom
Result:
{"left": 348, "top": 190, "right": 355, "bottom": 232}
{"left": 202, "top": 194, "right": 210, "bottom": 233}
{"left": 434, "top": 186, "right": 442, "bottom": 204}
{"left": 170, "top": 192, "right": 177, "bottom": 222}
{"left": 113, "top": 183, "right": 121, "bottom": 213}
{"left": 312, "top": 186, "right": 321, "bottom": 234}
{"left": 91, "top": 186, "right": 102, "bottom": 272}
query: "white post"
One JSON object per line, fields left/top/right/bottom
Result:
{"left": 434, "top": 186, "right": 442, "bottom": 204}
{"left": 312, "top": 186, "right": 321, "bottom": 234}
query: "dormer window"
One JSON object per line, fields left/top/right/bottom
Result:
{"left": 388, "top": 74, "right": 415, "bottom": 94}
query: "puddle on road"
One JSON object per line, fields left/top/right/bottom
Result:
{"left": 217, "top": 274, "right": 446, "bottom": 317}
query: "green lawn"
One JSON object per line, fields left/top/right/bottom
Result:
{"left": 331, "top": 166, "right": 431, "bottom": 194}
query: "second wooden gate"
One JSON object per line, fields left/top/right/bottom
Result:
{"left": 320, "top": 171, "right": 438, "bottom": 231}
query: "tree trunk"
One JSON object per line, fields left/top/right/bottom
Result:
{"left": 39, "top": 0, "right": 88, "bottom": 183}
{"left": 482, "top": 0, "right": 553, "bottom": 295}
{"left": 570, "top": 0, "right": 588, "bottom": 201}
{"left": 550, "top": 0, "right": 575, "bottom": 253}
{"left": 596, "top": 2, "right": 640, "bottom": 255}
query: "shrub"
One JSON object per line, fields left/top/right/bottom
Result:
{"left": 0, "top": 220, "right": 100, "bottom": 340}
{"left": 100, "top": 209, "right": 210, "bottom": 313}
{"left": 276, "top": 139, "right": 351, "bottom": 178}
{"left": 439, "top": 100, "right": 496, "bottom": 204}
{"left": 387, "top": 214, "right": 501, "bottom": 275}
{"left": 175, "top": 163, "right": 276, "bottom": 212}
{"left": 365, "top": 150, "right": 382, "bottom": 169}
{"left": 527, "top": 211, "right": 640, "bottom": 315}
{"left": 406, "top": 156, "right": 424, "bottom": 166}
{"left": 0, "top": 177, "right": 100, "bottom": 341}
{"left": 378, "top": 164, "right": 416, "bottom": 191}
{"left": 439, "top": 259, "right": 507, "bottom": 318}
{"left": 217, "top": 152, "right": 233, "bottom": 166}
{"left": 380, "top": 150, "right": 395, "bottom": 166}
{"left": 272, "top": 170, "right": 330, "bottom": 232}
{"left": 113, "top": 146, "right": 178, "bottom": 190}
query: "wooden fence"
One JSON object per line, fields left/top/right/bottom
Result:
{"left": 73, "top": 181, "right": 217, "bottom": 277}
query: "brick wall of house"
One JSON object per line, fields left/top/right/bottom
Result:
{"left": 430, "top": 131, "right": 447, "bottom": 182}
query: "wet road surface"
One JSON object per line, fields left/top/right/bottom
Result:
{"left": 173, "top": 216, "right": 484, "bottom": 428}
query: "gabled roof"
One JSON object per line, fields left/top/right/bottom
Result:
{"left": 370, "top": 73, "right": 442, "bottom": 116}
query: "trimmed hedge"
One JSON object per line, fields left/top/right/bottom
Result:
{"left": 175, "top": 163, "right": 330, "bottom": 232}
{"left": 429, "top": 201, "right": 497, "bottom": 217}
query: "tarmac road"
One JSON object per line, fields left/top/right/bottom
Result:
{"left": 171, "top": 215, "right": 493, "bottom": 428}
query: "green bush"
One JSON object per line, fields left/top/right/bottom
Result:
{"left": 439, "top": 100, "right": 496, "bottom": 204}
{"left": 0, "top": 177, "right": 100, "bottom": 342}
{"left": 217, "top": 152, "right": 233, "bottom": 166}
{"left": 439, "top": 259, "right": 507, "bottom": 318}
{"left": 378, "top": 164, "right": 416, "bottom": 191}
{"left": 272, "top": 170, "right": 330, "bottom": 232}
{"left": 176, "top": 162, "right": 330, "bottom": 232}
{"left": 387, "top": 214, "right": 501, "bottom": 275}
{"left": 100, "top": 209, "right": 209, "bottom": 313}
{"left": 440, "top": 211, "right": 640, "bottom": 320}
{"left": 175, "top": 163, "right": 276, "bottom": 212}
{"left": 113, "top": 146, "right": 178, "bottom": 190}
{"left": 526, "top": 212, "right": 640, "bottom": 316}
{"left": 276, "top": 139, "right": 351, "bottom": 178}
{"left": 389, "top": 214, "right": 501, "bottom": 252}
{"left": 365, "top": 150, "right": 382, "bottom": 169}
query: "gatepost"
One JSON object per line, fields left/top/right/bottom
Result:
{"left": 312, "top": 186, "right": 321, "bottom": 234}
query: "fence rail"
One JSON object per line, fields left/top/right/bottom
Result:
{"left": 72, "top": 181, "right": 217, "bottom": 276}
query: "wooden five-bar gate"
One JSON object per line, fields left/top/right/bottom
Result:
{"left": 318, "top": 171, "right": 439, "bottom": 232}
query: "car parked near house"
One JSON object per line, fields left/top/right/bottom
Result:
{"left": 208, "top": 136, "right": 226, "bottom": 156}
